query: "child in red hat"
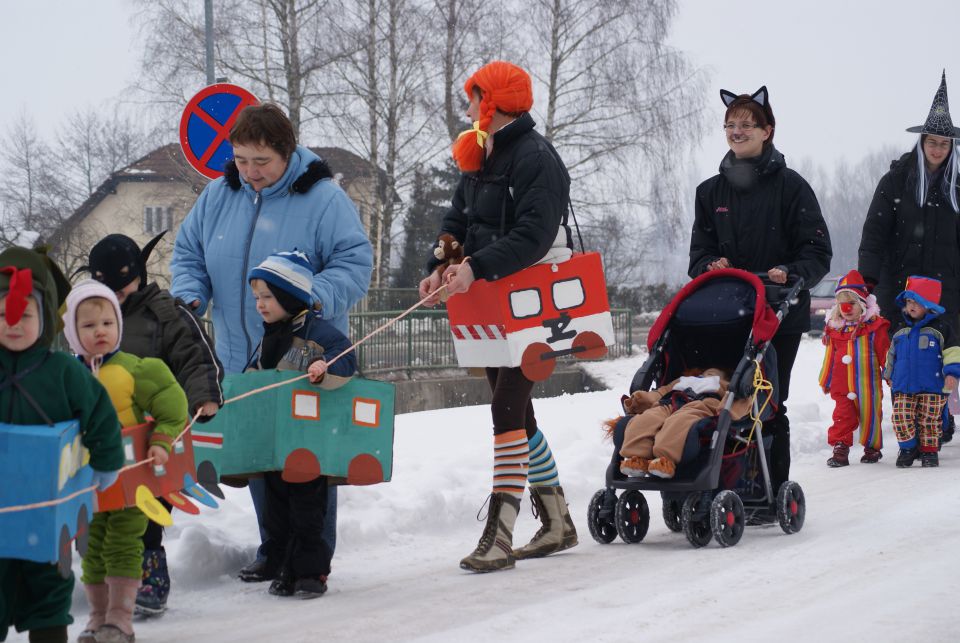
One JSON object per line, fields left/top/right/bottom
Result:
{"left": 819, "top": 270, "right": 890, "bottom": 466}
{"left": 885, "top": 275, "right": 960, "bottom": 467}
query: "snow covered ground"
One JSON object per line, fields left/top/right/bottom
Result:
{"left": 12, "top": 337, "right": 960, "bottom": 642}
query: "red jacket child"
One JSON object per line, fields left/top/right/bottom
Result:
{"left": 818, "top": 270, "right": 890, "bottom": 466}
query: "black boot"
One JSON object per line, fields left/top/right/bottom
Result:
{"left": 293, "top": 575, "right": 328, "bottom": 599}
{"left": 921, "top": 451, "right": 939, "bottom": 467}
{"left": 28, "top": 626, "right": 67, "bottom": 643}
{"left": 239, "top": 557, "right": 277, "bottom": 583}
{"left": 896, "top": 446, "right": 919, "bottom": 468}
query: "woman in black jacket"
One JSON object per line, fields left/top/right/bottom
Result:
{"left": 859, "top": 72, "right": 960, "bottom": 330}
{"left": 418, "top": 61, "right": 578, "bottom": 573}
{"left": 688, "top": 85, "right": 832, "bottom": 504}
{"left": 858, "top": 71, "right": 960, "bottom": 443}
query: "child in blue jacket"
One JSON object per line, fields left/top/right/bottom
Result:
{"left": 884, "top": 276, "right": 960, "bottom": 467}
{"left": 245, "top": 251, "right": 356, "bottom": 599}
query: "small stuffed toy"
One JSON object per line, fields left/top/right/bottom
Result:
{"left": 433, "top": 233, "right": 464, "bottom": 301}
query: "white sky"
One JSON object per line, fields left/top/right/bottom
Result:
{"left": 671, "top": 0, "right": 960, "bottom": 174}
{"left": 0, "top": 0, "right": 958, "bottom": 177}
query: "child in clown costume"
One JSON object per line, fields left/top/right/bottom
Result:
{"left": 819, "top": 270, "right": 890, "bottom": 467}
{"left": 62, "top": 280, "right": 188, "bottom": 643}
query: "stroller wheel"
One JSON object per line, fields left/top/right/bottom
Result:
{"left": 777, "top": 481, "right": 805, "bottom": 534}
{"left": 614, "top": 490, "right": 649, "bottom": 544}
{"left": 681, "top": 492, "right": 712, "bottom": 548}
{"left": 709, "top": 491, "right": 745, "bottom": 548}
{"left": 587, "top": 489, "right": 617, "bottom": 544}
{"left": 662, "top": 498, "right": 683, "bottom": 533}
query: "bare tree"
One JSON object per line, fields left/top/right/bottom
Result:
{"left": 56, "top": 107, "right": 150, "bottom": 200}
{"left": 799, "top": 146, "right": 900, "bottom": 275}
{"left": 491, "top": 0, "right": 708, "bottom": 284}
{"left": 318, "top": 0, "right": 444, "bottom": 287}
{"left": 133, "top": 0, "right": 347, "bottom": 139}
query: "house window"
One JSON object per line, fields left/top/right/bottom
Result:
{"left": 143, "top": 206, "right": 173, "bottom": 234}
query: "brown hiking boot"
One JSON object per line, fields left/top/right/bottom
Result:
{"left": 513, "top": 486, "right": 578, "bottom": 560}
{"left": 827, "top": 442, "right": 850, "bottom": 467}
{"left": 860, "top": 446, "right": 882, "bottom": 463}
{"left": 647, "top": 457, "right": 676, "bottom": 479}
{"left": 620, "top": 456, "right": 650, "bottom": 477}
{"left": 460, "top": 493, "right": 520, "bottom": 573}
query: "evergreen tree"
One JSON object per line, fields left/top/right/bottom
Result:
{"left": 393, "top": 159, "right": 459, "bottom": 288}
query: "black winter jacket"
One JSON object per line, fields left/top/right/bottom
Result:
{"left": 429, "top": 113, "right": 571, "bottom": 281}
{"left": 689, "top": 145, "right": 832, "bottom": 334}
{"left": 858, "top": 150, "right": 960, "bottom": 326}
{"left": 120, "top": 282, "right": 224, "bottom": 415}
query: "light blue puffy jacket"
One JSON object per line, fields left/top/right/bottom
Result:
{"left": 170, "top": 145, "right": 373, "bottom": 373}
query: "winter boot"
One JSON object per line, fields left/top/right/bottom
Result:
{"left": 78, "top": 583, "right": 108, "bottom": 642}
{"left": 896, "top": 446, "right": 919, "bottom": 468}
{"left": 134, "top": 549, "right": 169, "bottom": 617}
{"left": 293, "top": 575, "right": 328, "bottom": 599}
{"left": 647, "top": 457, "right": 677, "bottom": 479}
{"left": 827, "top": 442, "right": 850, "bottom": 467}
{"left": 238, "top": 557, "right": 277, "bottom": 583}
{"left": 459, "top": 493, "right": 520, "bottom": 573}
{"left": 512, "top": 486, "right": 579, "bottom": 560}
{"left": 27, "top": 626, "right": 67, "bottom": 643}
{"left": 268, "top": 576, "right": 295, "bottom": 597}
{"left": 97, "top": 576, "right": 140, "bottom": 642}
{"left": 921, "top": 451, "right": 939, "bottom": 468}
{"left": 620, "top": 456, "right": 650, "bottom": 477}
{"left": 860, "top": 446, "right": 883, "bottom": 464}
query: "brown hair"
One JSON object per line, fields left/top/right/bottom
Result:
{"left": 229, "top": 103, "right": 297, "bottom": 160}
{"left": 725, "top": 100, "right": 775, "bottom": 146}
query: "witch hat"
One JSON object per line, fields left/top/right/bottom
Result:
{"left": 906, "top": 70, "right": 960, "bottom": 138}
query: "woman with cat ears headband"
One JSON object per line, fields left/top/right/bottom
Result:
{"left": 688, "top": 84, "right": 833, "bottom": 509}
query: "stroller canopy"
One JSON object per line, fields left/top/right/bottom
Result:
{"left": 647, "top": 269, "right": 780, "bottom": 352}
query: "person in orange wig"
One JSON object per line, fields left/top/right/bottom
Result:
{"left": 418, "top": 61, "right": 576, "bottom": 573}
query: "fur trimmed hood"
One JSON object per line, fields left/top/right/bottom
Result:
{"left": 223, "top": 157, "right": 333, "bottom": 194}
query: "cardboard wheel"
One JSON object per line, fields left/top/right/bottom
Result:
{"left": 572, "top": 331, "right": 607, "bottom": 360}
{"left": 74, "top": 505, "right": 90, "bottom": 557}
{"left": 521, "top": 342, "right": 556, "bottom": 381}
{"left": 56, "top": 525, "right": 72, "bottom": 579}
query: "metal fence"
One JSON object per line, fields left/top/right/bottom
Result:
{"left": 349, "top": 308, "right": 636, "bottom": 375}
{"left": 196, "top": 287, "right": 640, "bottom": 375}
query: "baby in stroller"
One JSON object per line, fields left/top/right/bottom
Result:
{"left": 617, "top": 367, "right": 752, "bottom": 479}
{"left": 589, "top": 268, "right": 807, "bottom": 548}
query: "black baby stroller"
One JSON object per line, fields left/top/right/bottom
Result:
{"left": 588, "top": 268, "right": 806, "bottom": 548}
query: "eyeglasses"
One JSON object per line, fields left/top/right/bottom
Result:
{"left": 723, "top": 122, "right": 761, "bottom": 132}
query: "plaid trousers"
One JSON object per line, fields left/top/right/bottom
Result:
{"left": 892, "top": 392, "right": 946, "bottom": 452}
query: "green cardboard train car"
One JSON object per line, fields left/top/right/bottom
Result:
{"left": 193, "top": 370, "right": 395, "bottom": 495}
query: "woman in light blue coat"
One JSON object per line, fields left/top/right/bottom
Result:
{"left": 171, "top": 103, "right": 373, "bottom": 583}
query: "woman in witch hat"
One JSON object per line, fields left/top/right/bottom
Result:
{"left": 858, "top": 70, "right": 960, "bottom": 442}
{"left": 688, "top": 85, "right": 833, "bottom": 511}
{"left": 859, "top": 70, "right": 960, "bottom": 330}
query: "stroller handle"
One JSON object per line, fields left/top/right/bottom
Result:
{"left": 749, "top": 272, "right": 804, "bottom": 322}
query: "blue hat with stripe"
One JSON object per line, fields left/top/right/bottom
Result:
{"left": 248, "top": 250, "right": 314, "bottom": 308}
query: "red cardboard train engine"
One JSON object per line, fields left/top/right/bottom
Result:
{"left": 446, "top": 251, "right": 615, "bottom": 380}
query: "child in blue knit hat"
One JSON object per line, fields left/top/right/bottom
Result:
{"left": 245, "top": 250, "right": 357, "bottom": 598}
